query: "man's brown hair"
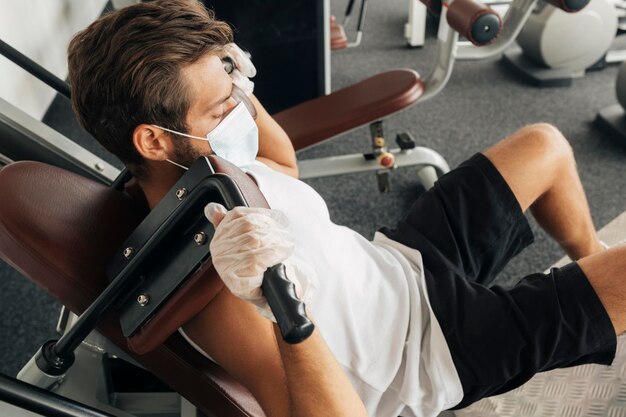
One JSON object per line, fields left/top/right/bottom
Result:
{"left": 68, "top": 0, "right": 233, "bottom": 176}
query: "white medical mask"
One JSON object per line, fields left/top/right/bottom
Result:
{"left": 206, "top": 102, "right": 259, "bottom": 168}
{"left": 155, "top": 91, "right": 259, "bottom": 169}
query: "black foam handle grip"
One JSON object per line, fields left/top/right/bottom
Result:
{"left": 262, "top": 264, "right": 315, "bottom": 344}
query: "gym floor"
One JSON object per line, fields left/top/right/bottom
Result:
{"left": 1, "top": 0, "right": 626, "bottom": 411}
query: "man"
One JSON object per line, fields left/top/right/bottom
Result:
{"left": 67, "top": 1, "right": 624, "bottom": 416}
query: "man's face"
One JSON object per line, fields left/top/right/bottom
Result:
{"left": 173, "top": 52, "right": 238, "bottom": 165}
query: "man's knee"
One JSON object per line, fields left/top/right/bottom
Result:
{"left": 516, "top": 123, "right": 574, "bottom": 166}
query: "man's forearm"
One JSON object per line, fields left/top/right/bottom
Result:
{"left": 252, "top": 95, "right": 299, "bottom": 178}
{"left": 273, "top": 325, "right": 369, "bottom": 417}
{"left": 256, "top": 156, "right": 299, "bottom": 178}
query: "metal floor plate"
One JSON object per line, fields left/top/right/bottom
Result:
{"left": 456, "top": 211, "right": 626, "bottom": 417}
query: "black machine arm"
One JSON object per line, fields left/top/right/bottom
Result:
{"left": 33, "top": 157, "right": 313, "bottom": 380}
{"left": 105, "top": 156, "right": 314, "bottom": 344}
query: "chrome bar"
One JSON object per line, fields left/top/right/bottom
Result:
{"left": 420, "top": 7, "right": 460, "bottom": 102}
{"left": 298, "top": 146, "right": 450, "bottom": 179}
{"left": 0, "top": 98, "right": 120, "bottom": 184}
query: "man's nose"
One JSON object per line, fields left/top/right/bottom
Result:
{"left": 223, "top": 96, "right": 239, "bottom": 118}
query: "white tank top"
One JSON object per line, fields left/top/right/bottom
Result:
{"left": 244, "top": 161, "right": 464, "bottom": 417}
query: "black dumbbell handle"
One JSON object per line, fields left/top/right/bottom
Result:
{"left": 262, "top": 264, "right": 315, "bottom": 344}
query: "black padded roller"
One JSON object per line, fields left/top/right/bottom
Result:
{"left": 471, "top": 13, "right": 501, "bottom": 45}
{"left": 262, "top": 264, "right": 315, "bottom": 344}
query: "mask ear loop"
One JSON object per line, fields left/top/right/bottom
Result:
{"left": 153, "top": 125, "right": 209, "bottom": 141}
{"left": 165, "top": 158, "right": 189, "bottom": 171}
{"left": 152, "top": 125, "right": 198, "bottom": 170}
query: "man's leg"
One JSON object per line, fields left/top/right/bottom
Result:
{"left": 483, "top": 123, "right": 604, "bottom": 260}
{"left": 579, "top": 245, "right": 626, "bottom": 334}
{"left": 381, "top": 128, "right": 620, "bottom": 407}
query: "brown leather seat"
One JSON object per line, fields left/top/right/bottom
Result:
{"left": 0, "top": 160, "right": 266, "bottom": 417}
{"left": 273, "top": 69, "right": 424, "bottom": 151}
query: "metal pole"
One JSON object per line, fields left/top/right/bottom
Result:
{"left": 0, "top": 39, "right": 72, "bottom": 99}
{"left": 0, "top": 38, "right": 132, "bottom": 189}
{"left": 0, "top": 373, "right": 114, "bottom": 417}
{"left": 344, "top": 0, "right": 357, "bottom": 25}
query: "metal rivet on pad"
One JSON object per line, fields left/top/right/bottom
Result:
{"left": 137, "top": 294, "right": 150, "bottom": 306}
{"left": 176, "top": 188, "right": 188, "bottom": 200}
{"left": 194, "top": 232, "right": 207, "bottom": 245}
{"left": 123, "top": 247, "right": 134, "bottom": 259}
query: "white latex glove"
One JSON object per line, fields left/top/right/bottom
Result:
{"left": 224, "top": 43, "right": 256, "bottom": 96}
{"left": 205, "top": 203, "right": 314, "bottom": 321}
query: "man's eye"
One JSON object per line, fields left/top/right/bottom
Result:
{"left": 222, "top": 56, "right": 235, "bottom": 75}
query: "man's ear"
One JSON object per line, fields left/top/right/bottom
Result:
{"left": 133, "top": 124, "right": 173, "bottom": 161}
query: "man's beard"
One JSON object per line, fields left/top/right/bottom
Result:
{"left": 172, "top": 137, "right": 205, "bottom": 167}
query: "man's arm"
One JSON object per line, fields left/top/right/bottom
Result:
{"left": 182, "top": 288, "right": 291, "bottom": 416}
{"left": 195, "top": 204, "right": 369, "bottom": 416}
{"left": 274, "top": 324, "right": 369, "bottom": 417}
{"left": 182, "top": 289, "right": 368, "bottom": 417}
{"left": 252, "top": 95, "right": 299, "bottom": 178}
{"left": 225, "top": 44, "right": 298, "bottom": 178}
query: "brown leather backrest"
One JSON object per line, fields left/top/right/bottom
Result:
{"left": 0, "top": 162, "right": 144, "bottom": 310}
{"left": 0, "top": 160, "right": 265, "bottom": 417}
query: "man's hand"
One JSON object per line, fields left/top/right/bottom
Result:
{"left": 224, "top": 43, "right": 256, "bottom": 96}
{"left": 205, "top": 203, "right": 313, "bottom": 321}
{"left": 223, "top": 44, "right": 299, "bottom": 178}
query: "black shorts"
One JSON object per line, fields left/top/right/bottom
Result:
{"left": 380, "top": 153, "right": 616, "bottom": 409}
